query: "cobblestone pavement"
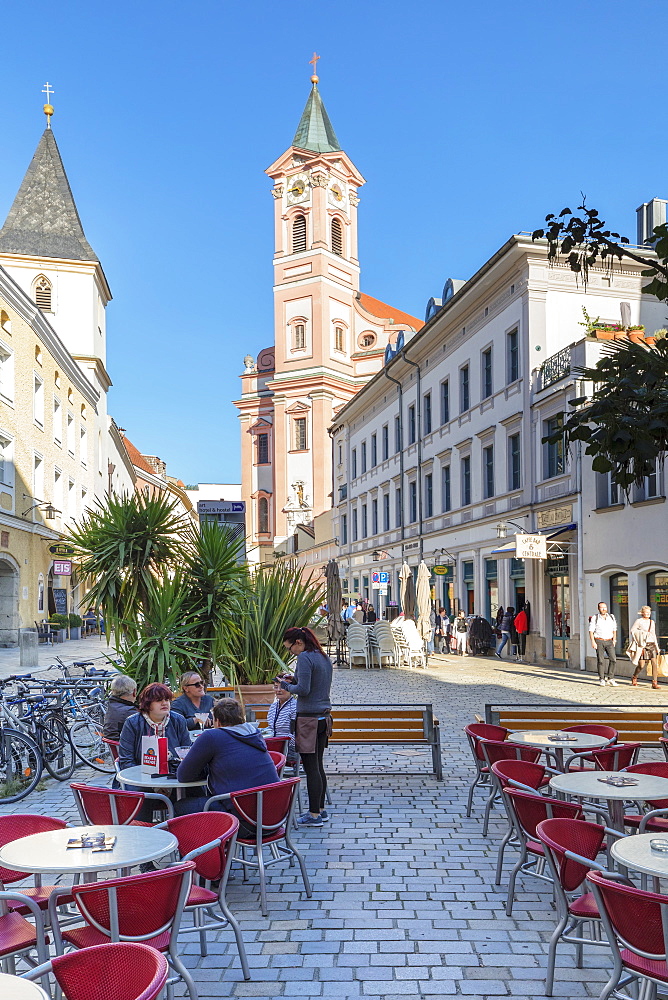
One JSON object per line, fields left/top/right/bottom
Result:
{"left": 0, "top": 633, "right": 116, "bottom": 679}
{"left": 2, "top": 652, "right": 666, "bottom": 998}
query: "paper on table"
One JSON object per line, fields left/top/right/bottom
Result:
{"left": 596, "top": 776, "right": 638, "bottom": 787}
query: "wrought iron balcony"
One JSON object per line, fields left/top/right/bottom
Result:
{"left": 540, "top": 347, "right": 571, "bottom": 389}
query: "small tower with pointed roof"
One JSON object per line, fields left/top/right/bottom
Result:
{"left": 0, "top": 97, "right": 111, "bottom": 388}
{"left": 234, "top": 64, "right": 422, "bottom": 561}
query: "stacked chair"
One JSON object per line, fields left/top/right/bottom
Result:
{"left": 368, "top": 620, "right": 396, "bottom": 668}
{"left": 345, "top": 623, "right": 371, "bottom": 668}
{"left": 391, "top": 619, "right": 426, "bottom": 670}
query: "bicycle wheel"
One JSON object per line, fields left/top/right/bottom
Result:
{"left": 0, "top": 727, "right": 43, "bottom": 802}
{"left": 39, "top": 714, "right": 76, "bottom": 780}
{"left": 69, "top": 719, "right": 115, "bottom": 773}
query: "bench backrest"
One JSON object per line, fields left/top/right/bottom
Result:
{"left": 245, "top": 703, "right": 436, "bottom": 742}
{"left": 485, "top": 704, "right": 665, "bottom": 745}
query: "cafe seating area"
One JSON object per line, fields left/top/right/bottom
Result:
{"left": 466, "top": 717, "right": 668, "bottom": 997}
{"left": 0, "top": 760, "right": 312, "bottom": 998}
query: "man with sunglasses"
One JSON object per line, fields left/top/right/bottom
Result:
{"left": 171, "top": 671, "right": 215, "bottom": 730}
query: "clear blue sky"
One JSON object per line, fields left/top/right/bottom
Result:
{"left": 0, "top": 1, "right": 663, "bottom": 484}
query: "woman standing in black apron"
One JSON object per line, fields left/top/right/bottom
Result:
{"left": 281, "top": 627, "right": 333, "bottom": 828}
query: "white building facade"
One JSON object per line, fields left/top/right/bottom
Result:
{"left": 331, "top": 234, "right": 668, "bottom": 671}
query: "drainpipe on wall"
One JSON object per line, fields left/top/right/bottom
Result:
{"left": 402, "top": 350, "right": 423, "bottom": 561}
{"left": 575, "top": 422, "right": 586, "bottom": 671}
{"left": 383, "top": 368, "right": 405, "bottom": 545}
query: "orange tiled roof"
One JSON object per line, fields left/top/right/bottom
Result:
{"left": 358, "top": 292, "right": 422, "bottom": 331}
{"left": 122, "top": 436, "right": 153, "bottom": 475}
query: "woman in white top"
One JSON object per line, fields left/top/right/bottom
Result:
{"left": 630, "top": 606, "right": 660, "bottom": 688}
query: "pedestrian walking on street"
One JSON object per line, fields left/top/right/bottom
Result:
{"left": 630, "top": 606, "right": 661, "bottom": 689}
{"left": 281, "top": 626, "right": 333, "bottom": 828}
{"left": 454, "top": 610, "right": 468, "bottom": 655}
{"left": 588, "top": 602, "right": 618, "bottom": 686}
{"left": 513, "top": 605, "right": 529, "bottom": 663}
{"left": 495, "top": 606, "right": 515, "bottom": 658}
{"left": 435, "top": 607, "right": 450, "bottom": 653}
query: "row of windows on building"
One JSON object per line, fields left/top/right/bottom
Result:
{"left": 292, "top": 215, "right": 344, "bottom": 257}
{"left": 291, "top": 321, "right": 376, "bottom": 354}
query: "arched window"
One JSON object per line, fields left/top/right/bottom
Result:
{"left": 292, "top": 215, "right": 307, "bottom": 253}
{"left": 335, "top": 326, "right": 345, "bottom": 352}
{"left": 34, "top": 277, "right": 52, "bottom": 311}
{"left": 331, "top": 218, "right": 343, "bottom": 256}
{"left": 258, "top": 497, "right": 269, "bottom": 534}
{"left": 294, "top": 323, "right": 305, "bottom": 350}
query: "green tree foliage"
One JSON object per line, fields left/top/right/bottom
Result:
{"left": 545, "top": 336, "right": 668, "bottom": 490}
{"left": 219, "top": 561, "right": 323, "bottom": 686}
{"left": 534, "top": 202, "right": 668, "bottom": 488}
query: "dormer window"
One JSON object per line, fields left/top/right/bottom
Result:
{"left": 292, "top": 214, "right": 307, "bottom": 253}
{"left": 35, "top": 276, "right": 52, "bottom": 312}
{"left": 331, "top": 218, "right": 343, "bottom": 256}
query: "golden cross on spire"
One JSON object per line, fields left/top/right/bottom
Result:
{"left": 42, "top": 81, "right": 54, "bottom": 128}
{"left": 309, "top": 52, "right": 320, "bottom": 84}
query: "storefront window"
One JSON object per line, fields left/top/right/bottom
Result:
{"left": 485, "top": 559, "right": 498, "bottom": 621}
{"left": 648, "top": 571, "right": 668, "bottom": 652}
{"left": 510, "top": 558, "right": 525, "bottom": 610}
{"left": 548, "top": 556, "right": 570, "bottom": 661}
{"left": 609, "top": 573, "right": 629, "bottom": 652}
{"left": 462, "top": 560, "right": 474, "bottom": 615}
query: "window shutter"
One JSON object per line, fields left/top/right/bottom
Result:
{"left": 331, "top": 218, "right": 343, "bottom": 256}
{"left": 292, "top": 215, "right": 307, "bottom": 253}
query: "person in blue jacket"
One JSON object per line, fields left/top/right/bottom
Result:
{"left": 171, "top": 671, "right": 215, "bottom": 730}
{"left": 118, "top": 682, "right": 190, "bottom": 771}
{"left": 174, "top": 698, "right": 278, "bottom": 817}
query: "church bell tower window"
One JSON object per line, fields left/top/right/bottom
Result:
{"left": 258, "top": 497, "right": 269, "bottom": 534}
{"left": 35, "top": 276, "right": 52, "bottom": 312}
{"left": 335, "top": 326, "right": 344, "bottom": 352}
{"left": 331, "top": 217, "right": 343, "bottom": 256}
{"left": 292, "top": 215, "right": 307, "bottom": 253}
{"left": 294, "top": 323, "right": 306, "bottom": 350}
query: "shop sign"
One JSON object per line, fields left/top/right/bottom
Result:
{"left": 432, "top": 565, "right": 451, "bottom": 576}
{"left": 546, "top": 555, "right": 569, "bottom": 577}
{"left": 49, "top": 544, "right": 75, "bottom": 555}
{"left": 403, "top": 540, "right": 419, "bottom": 554}
{"left": 537, "top": 505, "right": 572, "bottom": 530}
{"left": 515, "top": 534, "right": 547, "bottom": 560}
{"left": 53, "top": 560, "right": 72, "bottom": 576}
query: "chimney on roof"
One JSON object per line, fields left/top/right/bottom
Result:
{"left": 637, "top": 198, "right": 667, "bottom": 246}
{"left": 142, "top": 455, "right": 167, "bottom": 479}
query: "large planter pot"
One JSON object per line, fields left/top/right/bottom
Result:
{"left": 613, "top": 331, "right": 628, "bottom": 341}
{"left": 629, "top": 332, "right": 646, "bottom": 344}
{"left": 645, "top": 336, "right": 657, "bottom": 347}
{"left": 69, "top": 627, "right": 81, "bottom": 640}
{"left": 53, "top": 629, "right": 66, "bottom": 644}
{"left": 236, "top": 683, "right": 275, "bottom": 707}
{"left": 595, "top": 329, "right": 616, "bottom": 340}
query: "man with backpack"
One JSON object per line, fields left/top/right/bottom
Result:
{"left": 588, "top": 601, "right": 618, "bottom": 686}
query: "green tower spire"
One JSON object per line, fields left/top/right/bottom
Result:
{"left": 292, "top": 82, "right": 341, "bottom": 154}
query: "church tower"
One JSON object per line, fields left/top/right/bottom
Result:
{"left": 235, "top": 64, "right": 421, "bottom": 563}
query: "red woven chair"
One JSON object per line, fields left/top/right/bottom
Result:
{"left": 479, "top": 739, "right": 543, "bottom": 836}
{"left": 618, "top": 762, "right": 668, "bottom": 832}
{"left": 268, "top": 750, "right": 287, "bottom": 777}
{"left": 156, "top": 811, "right": 249, "bottom": 979}
{"left": 660, "top": 736, "right": 668, "bottom": 762}
{"left": 0, "top": 889, "right": 48, "bottom": 990}
{"left": 101, "top": 738, "right": 121, "bottom": 771}
{"left": 587, "top": 870, "right": 668, "bottom": 999}
{"left": 206, "top": 777, "right": 310, "bottom": 917}
{"left": 264, "top": 736, "right": 290, "bottom": 756}
{"left": 70, "top": 782, "right": 173, "bottom": 826}
{"left": 536, "top": 817, "right": 620, "bottom": 996}
{"left": 566, "top": 742, "right": 641, "bottom": 773}
{"left": 23, "top": 942, "right": 168, "bottom": 1000}
{"left": 490, "top": 759, "right": 553, "bottom": 886}
{"left": 504, "top": 788, "right": 584, "bottom": 916}
{"left": 0, "top": 814, "right": 74, "bottom": 919}
{"left": 562, "top": 724, "right": 617, "bottom": 744}
{"left": 48, "top": 861, "right": 196, "bottom": 999}
{"left": 463, "top": 723, "right": 509, "bottom": 819}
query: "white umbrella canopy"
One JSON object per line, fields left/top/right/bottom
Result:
{"left": 399, "top": 562, "right": 416, "bottom": 620}
{"left": 416, "top": 560, "right": 433, "bottom": 641}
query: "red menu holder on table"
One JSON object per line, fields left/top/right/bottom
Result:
{"left": 141, "top": 735, "right": 169, "bottom": 775}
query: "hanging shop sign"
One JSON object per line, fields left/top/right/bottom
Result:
{"left": 53, "top": 560, "right": 72, "bottom": 576}
{"left": 515, "top": 534, "right": 547, "bottom": 560}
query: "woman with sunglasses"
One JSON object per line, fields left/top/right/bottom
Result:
{"left": 171, "top": 671, "right": 215, "bottom": 730}
{"left": 281, "top": 626, "right": 333, "bottom": 828}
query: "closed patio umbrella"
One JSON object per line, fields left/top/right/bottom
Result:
{"left": 325, "top": 560, "right": 344, "bottom": 642}
{"left": 400, "top": 562, "right": 416, "bottom": 621}
{"left": 416, "top": 560, "right": 433, "bottom": 642}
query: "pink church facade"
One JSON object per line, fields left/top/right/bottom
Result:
{"left": 233, "top": 78, "right": 421, "bottom": 563}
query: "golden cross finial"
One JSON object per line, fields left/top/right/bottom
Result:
{"left": 42, "top": 81, "right": 54, "bottom": 128}
{"left": 309, "top": 52, "right": 320, "bottom": 84}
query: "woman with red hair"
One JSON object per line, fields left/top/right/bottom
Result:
{"left": 118, "top": 682, "right": 190, "bottom": 771}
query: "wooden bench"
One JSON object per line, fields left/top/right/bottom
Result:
{"left": 485, "top": 703, "right": 667, "bottom": 747}
{"left": 245, "top": 702, "right": 443, "bottom": 780}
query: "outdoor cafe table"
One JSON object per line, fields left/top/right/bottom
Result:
{"left": 511, "top": 730, "right": 610, "bottom": 770}
{"left": 0, "top": 825, "right": 178, "bottom": 883}
{"left": 0, "top": 974, "right": 49, "bottom": 999}
{"left": 549, "top": 771, "right": 668, "bottom": 831}
{"left": 117, "top": 765, "right": 208, "bottom": 800}
{"left": 611, "top": 832, "right": 668, "bottom": 884}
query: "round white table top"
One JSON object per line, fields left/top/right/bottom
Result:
{"left": 611, "top": 833, "right": 668, "bottom": 878}
{"left": 512, "top": 731, "right": 610, "bottom": 750}
{"left": 550, "top": 771, "right": 668, "bottom": 802}
{"left": 117, "top": 765, "right": 208, "bottom": 790}
{"left": 0, "top": 825, "right": 178, "bottom": 875}
{"left": 0, "top": 974, "right": 49, "bottom": 999}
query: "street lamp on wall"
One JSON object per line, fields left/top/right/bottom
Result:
{"left": 496, "top": 518, "right": 527, "bottom": 539}
{"left": 21, "top": 494, "right": 61, "bottom": 520}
